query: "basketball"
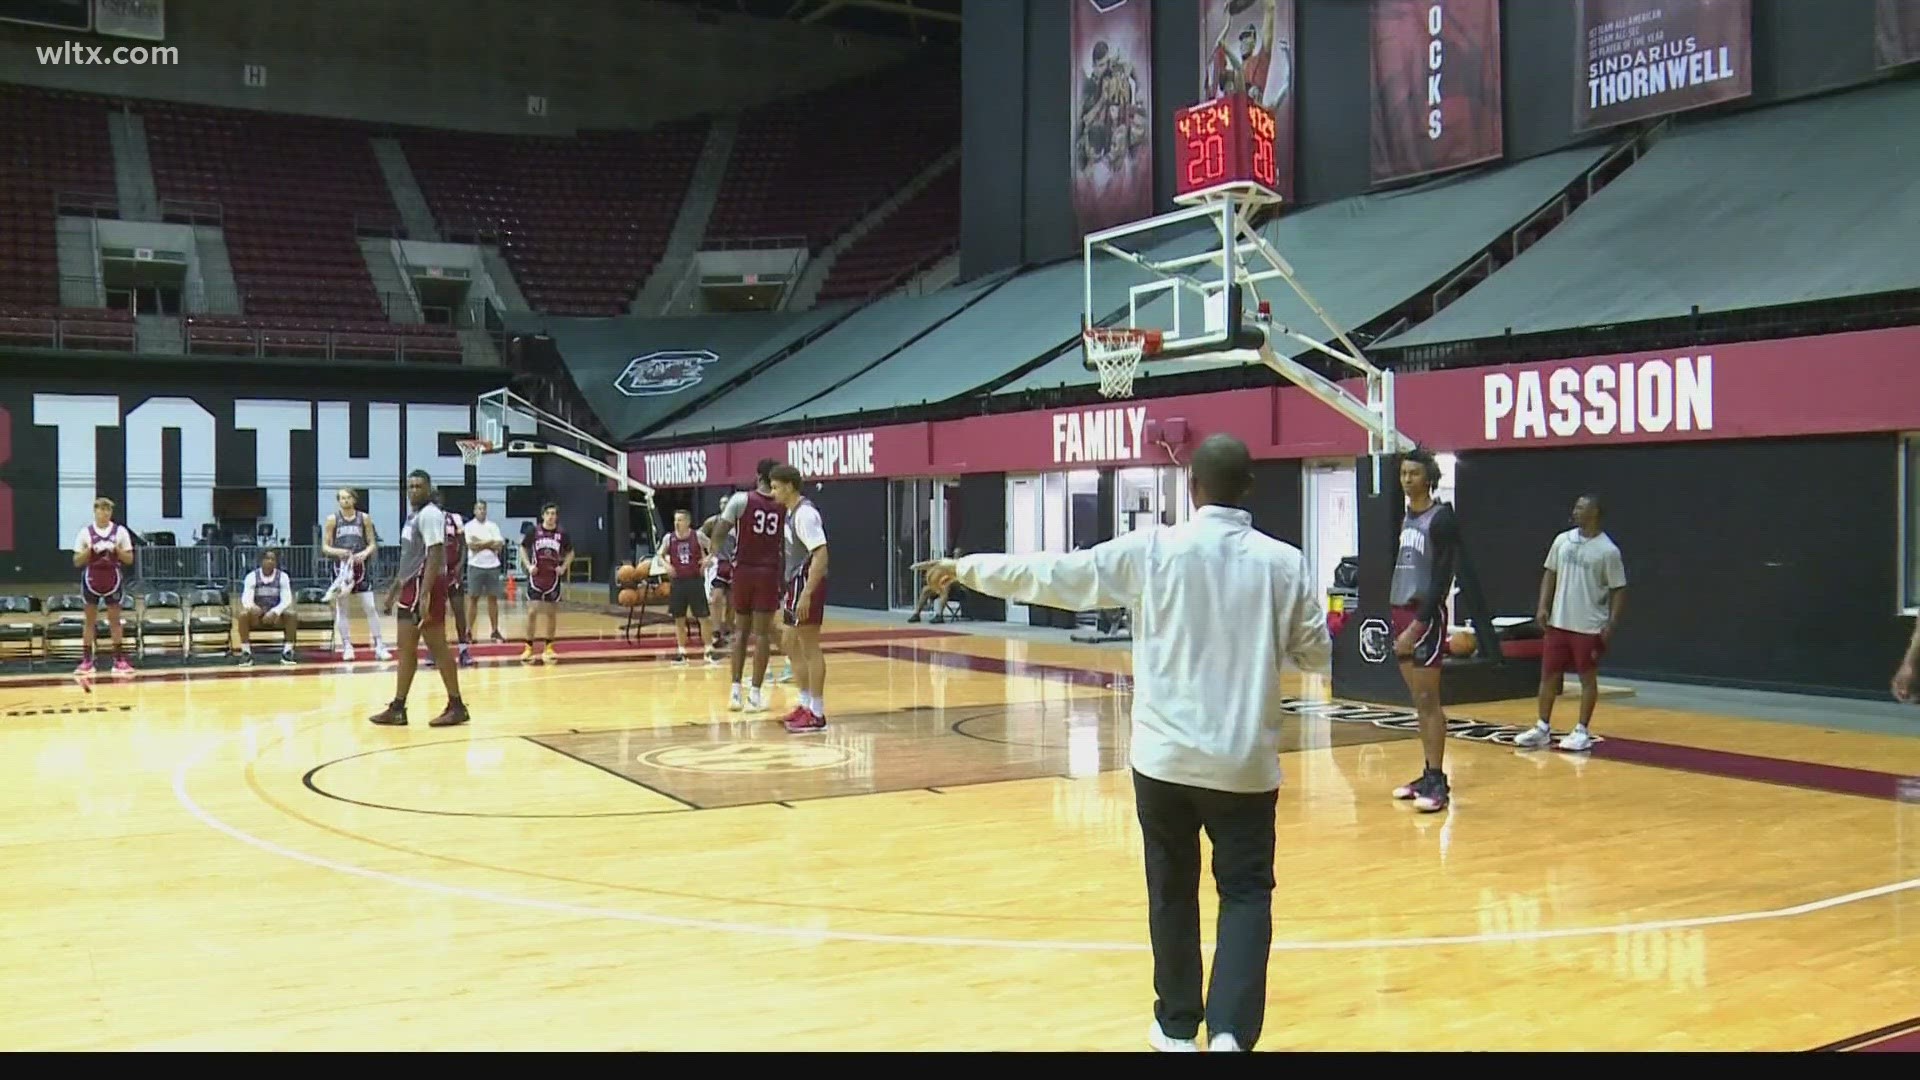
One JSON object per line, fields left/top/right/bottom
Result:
{"left": 616, "top": 563, "right": 641, "bottom": 586}
{"left": 648, "top": 580, "right": 672, "bottom": 603}
{"left": 1449, "top": 629, "right": 1476, "bottom": 657}
{"left": 617, "top": 587, "right": 640, "bottom": 608}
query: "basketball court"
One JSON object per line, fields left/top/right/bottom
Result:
{"left": 3, "top": 87, "right": 1915, "bottom": 1056}
{"left": 0, "top": 606, "right": 1914, "bottom": 1051}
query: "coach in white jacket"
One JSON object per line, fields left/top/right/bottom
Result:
{"left": 919, "top": 434, "right": 1331, "bottom": 1053}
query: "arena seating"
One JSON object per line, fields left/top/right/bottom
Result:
{"left": 143, "top": 101, "right": 396, "bottom": 324}
{"left": 401, "top": 122, "right": 708, "bottom": 317}
{"left": 816, "top": 166, "right": 959, "bottom": 301}
{"left": 182, "top": 314, "right": 460, "bottom": 363}
{"left": 705, "top": 61, "right": 960, "bottom": 255}
{"left": 0, "top": 84, "right": 115, "bottom": 311}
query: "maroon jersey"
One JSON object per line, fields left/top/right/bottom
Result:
{"left": 443, "top": 511, "right": 465, "bottom": 575}
{"left": 527, "top": 525, "right": 571, "bottom": 591}
{"left": 81, "top": 523, "right": 127, "bottom": 598}
{"left": 732, "top": 490, "right": 787, "bottom": 570}
{"left": 665, "top": 531, "right": 703, "bottom": 579}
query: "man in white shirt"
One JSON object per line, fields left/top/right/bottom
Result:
{"left": 919, "top": 435, "right": 1331, "bottom": 1053}
{"left": 1516, "top": 494, "right": 1626, "bottom": 751}
{"left": 462, "top": 499, "right": 507, "bottom": 643}
{"left": 236, "top": 548, "right": 298, "bottom": 666}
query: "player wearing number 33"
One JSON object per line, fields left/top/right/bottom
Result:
{"left": 712, "top": 458, "right": 787, "bottom": 714}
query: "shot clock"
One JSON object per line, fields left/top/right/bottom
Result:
{"left": 1172, "top": 91, "right": 1283, "bottom": 205}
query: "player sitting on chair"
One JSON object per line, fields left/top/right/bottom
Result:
{"left": 236, "top": 548, "right": 297, "bottom": 666}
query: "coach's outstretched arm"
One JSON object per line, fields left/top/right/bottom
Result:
{"left": 1282, "top": 565, "right": 1333, "bottom": 677}
{"left": 921, "top": 530, "right": 1148, "bottom": 614}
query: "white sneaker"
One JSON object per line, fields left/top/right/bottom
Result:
{"left": 1148, "top": 1021, "right": 1198, "bottom": 1052}
{"left": 1514, "top": 724, "right": 1553, "bottom": 748}
{"left": 341, "top": 645, "right": 356, "bottom": 662}
{"left": 747, "top": 686, "right": 768, "bottom": 711}
{"left": 374, "top": 646, "right": 392, "bottom": 662}
{"left": 1208, "top": 1033, "right": 1243, "bottom": 1052}
{"left": 728, "top": 686, "right": 744, "bottom": 712}
{"left": 1559, "top": 727, "right": 1595, "bottom": 752}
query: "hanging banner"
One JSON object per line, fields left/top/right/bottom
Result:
{"left": 1199, "top": 0, "right": 1295, "bottom": 202}
{"left": 1876, "top": 0, "right": 1920, "bottom": 69}
{"left": 1368, "top": 0, "right": 1504, "bottom": 185}
{"left": 1575, "top": 0, "right": 1751, "bottom": 131}
{"left": 94, "top": 0, "right": 162, "bottom": 40}
{"left": 1071, "top": 0, "right": 1155, "bottom": 236}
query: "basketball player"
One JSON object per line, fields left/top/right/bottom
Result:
{"left": 427, "top": 490, "right": 474, "bottom": 668}
{"left": 1389, "top": 449, "right": 1462, "bottom": 813}
{"left": 369, "top": 470, "right": 467, "bottom": 728}
{"left": 769, "top": 464, "right": 829, "bottom": 733}
{"left": 700, "top": 499, "right": 735, "bottom": 650}
{"left": 1516, "top": 495, "right": 1626, "bottom": 751}
{"left": 235, "top": 548, "right": 297, "bottom": 666}
{"left": 72, "top": 496, "right": 134, "bottom": 676}
{"left": 711, "top": 459, "right": 786, "bottom": 712}
{"left": 519, "top": 502, "right": 571, "bottom": 664}
{"left": 658, "top": 509, "right": 717, "bottom": 665}
{"left": 322, "top": 488, "right": 390, "bottom": 662}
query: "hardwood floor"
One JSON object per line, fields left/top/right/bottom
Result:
{"left": 1, "top": 610, "right": 1914, "bottom": 1050}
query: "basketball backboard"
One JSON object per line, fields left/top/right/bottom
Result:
{"left": 476, "top": 387, "right": 651, "bottom": 501}
{"left": 1082, "top": 196, "right": 1268, "bottom": 362}
{"left": 1082, "top": 111, "right": 1415, "bottom": 490}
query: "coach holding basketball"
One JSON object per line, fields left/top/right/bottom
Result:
{"left": 918, "top": 434, "right": 1330, "bottom": 1053}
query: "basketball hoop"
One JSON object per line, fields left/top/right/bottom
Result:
{"left": 456, "top": 438, "right": 495, "bottom": 467}
{"left": 1084, "top": 326, "right": 1162, "bottom": 399}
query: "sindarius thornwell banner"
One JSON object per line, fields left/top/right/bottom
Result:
{"left": 1369, "top": 0, "right": 1504, "bottom": 185}
{"left": 1200, "top": 0, "right": 1295, "bottom": 202}
{"left": 1071, "top": 0, "right": 1154, "bottom": 236}
{"left": 1576, "top": 0, "right": 1751, "bottom": 131}
{"left": 1876, "top": 0, "right": 1920, "bottom": 69}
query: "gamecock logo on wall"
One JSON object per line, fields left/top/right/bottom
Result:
{"left": 615, "top": 350, "right": 718, "bottom": 397}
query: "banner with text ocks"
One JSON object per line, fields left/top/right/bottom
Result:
{"left": 1368, "top": 0, "right": 1504, "bottom": 185}
{"left": 1575, "top": 0, "right": 1751, "bottom": 131}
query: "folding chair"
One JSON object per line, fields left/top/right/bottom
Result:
{"left": 0, "top": 595, "right": 41, "bottom": 663}
{"left": 138, "top": 590, "right": 188, "bottom": 658}
{"left": 185, "top": 588, "right": 234, "bottom": 657}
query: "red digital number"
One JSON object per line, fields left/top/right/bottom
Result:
{"left": 1252, "top": 132, "right": 1275, "bottom": 188}
{"left": 1185, "top": 133, "right": 1227, "bottom": 188}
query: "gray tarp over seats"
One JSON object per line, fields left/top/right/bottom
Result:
{"left": 507, "top": 305, "right": 850, "bottom": 442}
{"left": 754, "top": 222, "right": 1232, "bottom": 424}
{"left": 1000, "top": 143, "right": 1612, "bottom": 395}
{"left": 1378, "top": 80, "right": 1920, "bottom": 350}
{"left": 652, "top": 271, "right": 1016, "bottom": 440}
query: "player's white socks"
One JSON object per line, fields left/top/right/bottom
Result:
{"left": 361, "top": 591, "right": 386, "bottom": 647}
{"left": 333, "top": 592, "right": 388, "bottom": 650}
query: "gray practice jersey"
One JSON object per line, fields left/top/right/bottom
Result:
{"left": 1388, "top": 501, "right": 1459, "bottom": 620}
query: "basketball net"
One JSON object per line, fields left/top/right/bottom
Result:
{"left": 456, "top": 438, "right": 494, "bottom": 467}
{"left": 1085, "top": 326, "right": 1162, "bottom": 399}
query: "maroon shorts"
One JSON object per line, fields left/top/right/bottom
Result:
{"left": 782, "top": 567, "right": 826, "bottom": 627}
{"left": 712, "top": 559, "right": 733, "bottom": 590}
{"left": 398, "top": 574, "right": 448, "bottom": 626}
{"left": 1543, "top": 627, "right": 1605, "bottom": 677}
{"left": 731, "top": 564, "right": 782, "bottom": 614}
{"left": 1390, "top": 603, "right": 1447, "bottom": 668}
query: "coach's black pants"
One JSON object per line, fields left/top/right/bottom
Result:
{"left": 1132, "top": 769, "right": 1277, "bottom": 1049}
